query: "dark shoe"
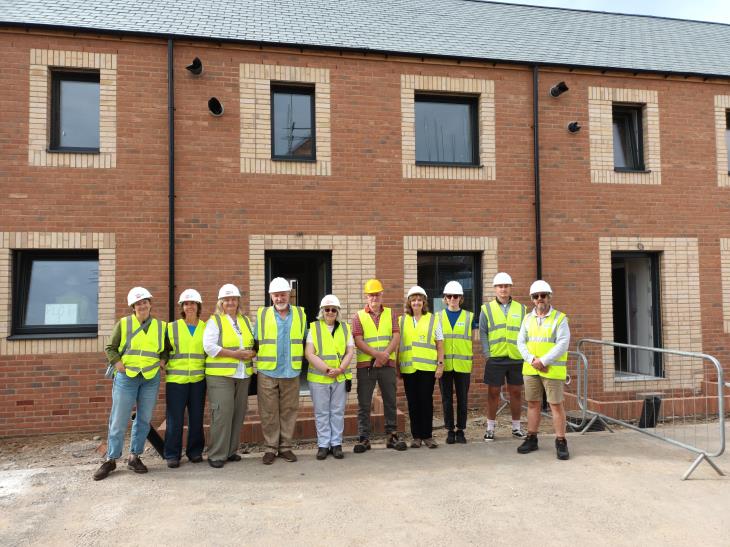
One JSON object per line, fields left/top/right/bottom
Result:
{"left": 332, "top": 445, "right": 344, "bottom": 459}
{"left": 446, "top": 430, "right": 456, "bottom": 444}
{"left": 517, "top": 434, "right": 539, "bottom": 454}
{"left": 208, "top": 459, "right": 224, "bottom": 468}
{"left": 278, "top": 450, "right": 297, "bottom": 462}
{"left": 410, "top": 438, "right": 422, "bottom": 448}
{"left": 127, "top": 455, "right": 148, "bottom": 474}
{"left": 227, "top": 453, "right": 242, "bottom": 462}
{"left": 93, "top": 459, "right": 116, "bottom": 481}
{"left": 262, "top": 452, "right": 276, "bottom": 465}
{"left": 556, "top": 437, "right": 570, "bottom": 460}
{"left": 188, "top": 455, "right": 203, "bottom": 463}
{"left": 166, "top": 459, "right": 180, "bottom": 468}
{"left": 316, "top": 447, "right": 329, "bottom": 460}
{"left": 386, "top": 433, "right": 408, "bottom": 451}
{"left": 353, "top": 437, "right": 371, "bottom": 454}
{"left": 455, "top": 430, "right": 467, "bottom": 444}
{"left": 423, "top": 437, "right": 438, "bottom": 449}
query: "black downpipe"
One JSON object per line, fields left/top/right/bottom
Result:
{"left": 532, "top": 65, "right": 542, "bottom": 280}
{"left": 167, "top": 39, "right": 175, "bottom": 321}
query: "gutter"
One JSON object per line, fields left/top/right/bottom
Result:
{"left": 167, "top": 38, "right": 175, "bottom": 321}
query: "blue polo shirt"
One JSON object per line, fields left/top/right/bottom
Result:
{"left": 255, "top": 307, "right": 303, "bottom": 379}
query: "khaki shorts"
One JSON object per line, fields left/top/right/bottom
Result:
{"left": 524, "top": 374, "right": 564, "bottom": 404}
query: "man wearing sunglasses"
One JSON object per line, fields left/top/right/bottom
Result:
{"left": 516, "top": 280, "right": 571, "bottom": 460}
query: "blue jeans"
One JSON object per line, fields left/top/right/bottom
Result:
{"left": 106, "top": 371, "right": 161, "bottom": 460}
{"left": 309, "top": 380, "right": 347, "bottom": 448}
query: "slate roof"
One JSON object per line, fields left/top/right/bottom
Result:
{"left": 2, "top": 0, "right": 730, "bottom": 77}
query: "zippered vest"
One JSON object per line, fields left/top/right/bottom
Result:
{"left": 522, "top": 309, "right": 568, "bottom": 380}
{"left": 307, "top": 320, "right": 353, "bottom": 384}
{"left": 118, "top": 315, "right": 165, "bottom": 380}
{"left": 356, "top": 307, "right": 396, "bottom": 365}
{"left": 166, "top": 319, "right": 206, "bottom": 384}
{"left": 255, "top": 306, "right": 306, "bottom": 371}
{"left": 398, "top": 313, "right": 437, "bottom": 374}
{"left": 440, "top": 309, "right": 473, "bottom": 373}
{"left": 482, "top": 299, "right": 526, "bottom": 361}
{"left": 204, "top": 314, "right": 254, "bottom": 376}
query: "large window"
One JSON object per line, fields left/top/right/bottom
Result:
{"left": 415, "top": 95, "right": 479, "bottom": 165}
{"left": 417, "top": 253, "right": 481, "bottom": 314}
{"left": 50, "top": 71, "right": 100, "bottom": 152}
{"left": 726, "top": 110, "right": 730, "bottom": 173}
{"left": 12, "top": 251, "right": 99, "bottom": 337}
{"left": 271, "top": 85, "right": 315, "bottom": 161}
{"left": 612, "top": 104, "right": 644, "bottom": 171}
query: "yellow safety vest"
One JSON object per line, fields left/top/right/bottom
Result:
{"left": 356, "top": 307, "right": 396, "bottom": 365}
{"left": 307, "top": 320, "right": 353, "bottom": 384}
{"left": 482, "top": 299, "right": 526, "bottom": 361}
{"left": 118, "top": 315, "right": 166, "bottom": 380}
{"left": 255, "top": 306, "right": 306, "bottom": 371}
{"left": 204, "top": 314, "right": 254, "bottom": 376}
{"left": 166, "top": 319, "right": 206, "bottom": 384}
{"left": 398, "top": 313, "right": 437, "bottom": 374}
{"left": 522, "top": 309, "right": 568, "bottom": 380}
{"left": 440, "top": 309, "right": 473, "bottom": 373}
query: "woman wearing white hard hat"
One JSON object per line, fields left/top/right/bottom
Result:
{"left": 202, "top": 283, "right": 257, "bottom": 468}
{"left": 397, "top": 286, "right": 444, "bottom": 448}
{"left": 304, "top": 294, "right": 355, "bottom": 460}
{"left": 163, "top": 289, "right": 207, "bottom": 468}
{"left": 94, "top": 287, "right": 168, "bottom": 481}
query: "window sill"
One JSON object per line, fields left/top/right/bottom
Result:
{"left": 271, "top": 157, "right": 317, "bottom": 163}
{"left": 613, "top": 168, "right": 651, "bottom": 173}
{"left": 415, "top": 162, "right": 483, "bottom": 168}
{"left": 614, "top": 372, "right": 666, "bottom": 382}
{"left": 47, "top": 147, "right": 100, "bottom": 154}
{"left": 8, "top": 332, "right": 99, "bottom": 340}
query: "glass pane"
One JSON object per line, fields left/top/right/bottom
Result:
{"left": 273, "top": 91, "right": 314, "bottom": 157}
{"left": 415, "top": 100, "right": 474, "bottom": 164}
{"left": 24, "top": 259, "right": 98, "bottom": 326}
{"left": 725, "top": 114, "right": 730, "bottom": 171}
{"left": 612, "top": 119, "right": 629, "bottom": 168}
{"left": 417, "top": 255, "right": 438, "bottom": 313}
{"left": 417, "top": 254, "right": 478, "bottom": 314}
{"left": 59, "top": 80, "right": 100, "bottom": 148}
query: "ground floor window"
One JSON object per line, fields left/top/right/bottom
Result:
{"left": 417, "top": 252, "right": 481, "bottom": 314}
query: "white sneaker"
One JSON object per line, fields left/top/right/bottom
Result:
{"left": 512, "top": 428, "right": 527, "bottom": 439}
{"left": 483, "top": 430, "right": 495, "bottom": 442}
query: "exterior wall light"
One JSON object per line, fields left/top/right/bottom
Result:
{"left": 568, "top": 121, "right": 581, "bottom": 133}
{"left": 208, "top": 97, "right": 224, "bottom": 116}
{"left": 186, "top": 57, "right": 203, "bottom": 75}
{"left": 549, "top": 81, "right": 569, "bottom": 97}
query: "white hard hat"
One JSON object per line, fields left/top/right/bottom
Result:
{"left": 178, "top": 288, "right": 202, "bottom": 304}
{"left": 268, "top": 277, "right": 291, "bottom": 293}
{"left": 443, "top": 281, "right": 464, "bottom": 295}
{"left": 127, "top": 287, "right": 152, "bottom": 307}
{"left": 529, "top": 280, "right": 553, "bottom": 295}
{"left": 407, "top": 285, "right": 427, "bottom": 298}
{"left": 320, "top": 294, "right": 341, "bottom": 308}
{"left": 493, "top": 272, "right": 513, "bottom": 286}
{"left": 218, "top": 283, "right": 241, "bottom": 299}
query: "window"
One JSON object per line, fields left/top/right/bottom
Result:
{"left": 50, "top": 71, "right": 100, "bottom": 152}
{"left": 611, "top": 252, "right": 662, "bottom": 377}
{"left": 415, "top": 95, "right": 479, "bottom": 165}
{"left": 612, "top": 105, "right": 644, "bottom": 171}
{"left": 12, "top": 250, "right": 99, "bottom": 337}
{"left": 417, "top": 253, "right": 481, "bottom": 314}
{"left": 271, "top": 85, "right": 315, "bottom": 161}
{"left": 726, "top": 110, "right": 730, "bottom": 173}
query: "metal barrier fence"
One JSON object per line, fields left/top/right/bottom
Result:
{"left": 575, "top": 338, "right": 727, "bottom": 480}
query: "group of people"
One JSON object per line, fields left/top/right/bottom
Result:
{"left": 93, "top": 272, "right": 571, "bottom": 480}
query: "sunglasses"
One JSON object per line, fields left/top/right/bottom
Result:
{"left": 444, "top": 295, "right": 461, "bottom": 300}
{"left": 531, "top": 293, "right": 550, "bottom": 300}
{"left": 323, "top": 307, "right": 338, "bottom": 313}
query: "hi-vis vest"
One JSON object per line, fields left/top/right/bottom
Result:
{"left": 118, "top": 315, "right": 166, "bottom": 380}
{"left": 398, "top": 313, "right": 437, "bottom": 374}
{"left": 255, "top": 306, "right": 306, "bottom": 371}
{"left": 356, "top": 308, "right": 396, "bottom": 365}
{"left": 482, "top": 299, "right": 526, "bottom": 361}
{"left": 522, "top": 309, "right": 568, "bottom": 380}
{"left": 204, "top": 314, "right": 254, "bottom": 377}
{"left": 440, "top": 309, "right": 473, "bottom": 373}
{"left": 166, "top": 319, "right": 206, "bottom": 384}
{"left": 307, "top": 320, "right": 353, "bottom": 384}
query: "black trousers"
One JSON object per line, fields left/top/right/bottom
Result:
{"left": 402, "top": 369, "right": 436, "bottom": 439}
{"left": 439, "top": 370, "right": 471, "bottom": 431}
{"left": 163, "top": 380, "right": 207, "bottom": 460}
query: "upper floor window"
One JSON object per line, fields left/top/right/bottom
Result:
{"left": 612, "top": 104, "right": 644, "bottom": 171}
{"left": 726, "top": 110, "right": 730, "bottom": 173}
{"left": 415, "top": 94, "right": 479, "bottom": 166}
{"left": 271, "top": 84, "right": 315, "bottom": 161}
{"left": 50, "top": 71, "right": 100, "bottom": 152}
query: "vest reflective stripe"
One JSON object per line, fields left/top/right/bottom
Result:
{"left": 118, "top": 315, "right": 165, "bottom": 380}
{"left": 440, "top": 309, "right": 473, "bottom": 373}
{"left": 307, "top": 320, "right": 353, "bottom": 384}
{"left": 255, "top": 306, "right": 306, "bottom": 371}
{"left": 205, "top": 314, "right": 254, "bottom": 377}
{"left": 166, "top": 319, "right": 206, "bottom": 384}
{"left": 522, "top": 310, "right": 568, "bottom": 380}
{"left": 356, "top": 308, "right": 396, "bottom": 364}
{"left": 398, "top": 313, "right": 437, "bottom": 374}
{"left": 482, "top": 300, "right": 525, "bottom": 361}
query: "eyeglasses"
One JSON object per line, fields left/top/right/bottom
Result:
{"left": 444, "top": 295, "right": 461, "bottom": 300}
{"left": 531, "top": 293, "right": 550, "bottom": 300}
{"left": 323, "top": 307, "right": 338, "bottom": 313}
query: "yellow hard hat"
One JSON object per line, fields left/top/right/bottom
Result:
{"left": 364, "top": 279, "right": 384, "bottom": 294}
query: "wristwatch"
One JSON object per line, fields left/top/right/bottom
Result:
{"left": 437, "top": 361, "right": 444, "bottom": 366}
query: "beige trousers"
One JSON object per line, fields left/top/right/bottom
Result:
{"left": 257, "top": 374, "right": 300, "bottom": 452}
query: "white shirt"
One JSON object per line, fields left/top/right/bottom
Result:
{"left": 407, "top": 314, "right": 444, "bottom": 341}
{"left": 517, "top": 307, "right": 571, "bottom": 366}
{"left": 203, "top": 314, "right": 249, "bottom": 379}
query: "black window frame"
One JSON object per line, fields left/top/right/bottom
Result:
{"left": 612, "top": 104, "right": 645, "bottom": 172}
{"left": 416, "top": 252, "right": 482, "bottom": 315}
{"left": 725, "top": 110, "right": 730, "bottom": 174}
{"left": 414, "top": 93, "right": 480, "bottom": 167}
{"left": 11, "top": 250, "right": 99, "bottom": 338}
{"left": 49, "top": 70, "right": 101, "bottom": 153}
{"left": 270, "top": 83, "right": 317, "bottom": 162}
